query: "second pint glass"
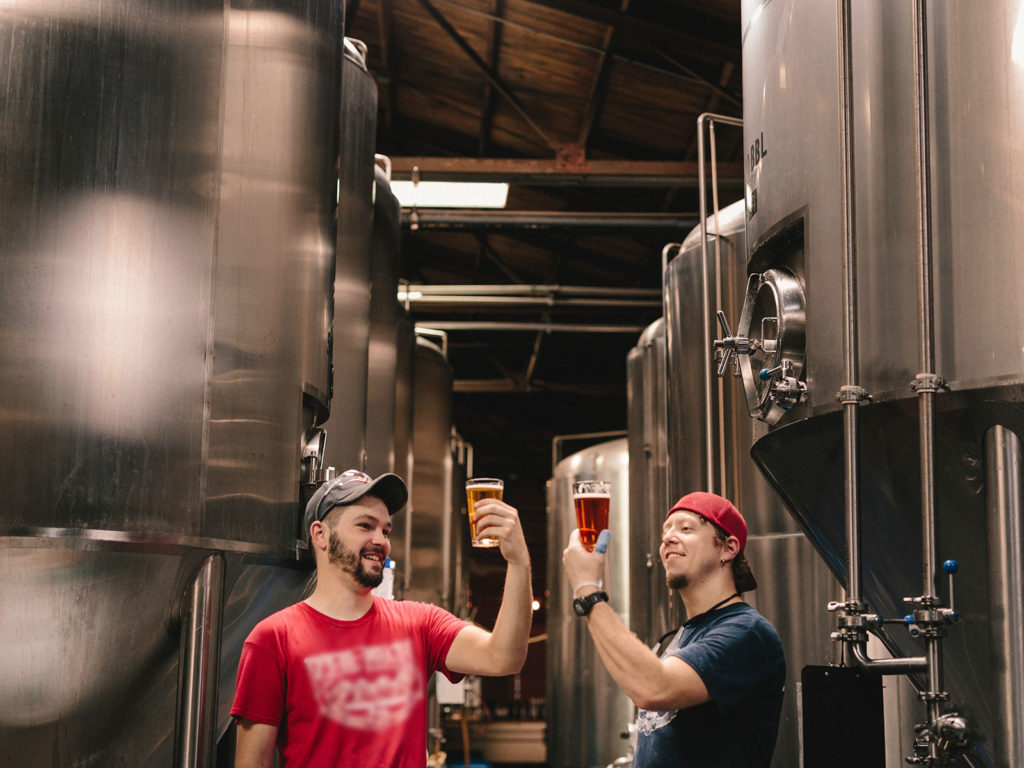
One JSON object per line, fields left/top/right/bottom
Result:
{"left": 572, "top": 480, "right": 610, "bottom": 552}
{"left": 466, "top": 478, "right": 503, "bottom": 547}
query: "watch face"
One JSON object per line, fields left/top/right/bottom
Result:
{"left": 572, "top": 598, "right": 587, "bottom": 616}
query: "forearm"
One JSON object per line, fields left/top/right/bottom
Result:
{"left": 487, "top": 559, "right": 533, "bottom": 672}
{"left": 584, "top": 603, "right": 707, "bottom": 711}
{"left": 584, "top": 603, "right": 668, "bottom": 704}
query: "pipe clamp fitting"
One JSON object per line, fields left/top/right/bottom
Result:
{"left": 835, "top": 385, "right": 871, "bottom": 404}
{"left": 909, "top": 373, "right": 948, "bottom": 393}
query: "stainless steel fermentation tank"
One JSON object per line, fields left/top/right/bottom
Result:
{"left": 321, "top": 37, "right": 377, "bottom": 475}
{"left": 662, "top": 201, "right": 836, "bottom": 768}
{"left": 737, "top": 2, "right": 1024, "bottom": 765}
{"left": 365, "top": 160, "right": 418, "bottom": 583}
{"left": 546, "top": 438, "right": 634, "bottom": 768}
{"left": 404, "top": 337, "right": 470, "bottom": 612}
{"left": 0, "top": 2, "right": 349, "bottom": 765}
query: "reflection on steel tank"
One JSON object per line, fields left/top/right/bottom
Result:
{"left": 626, "top": 318, "right": 683, "bottom": 647}
{"left": 546, "top": 438, "right": 634, "bottom": 768}
{"left": 737, "top": 2, "right": 1024, "bottom": 765}
{"left": 663, "top": 200, "right": 836, "bottom": 768}
{"left": 320, "top": 37, "right": 379, "bottom": 476}
{"left": 407, "top": 336, "right": 470, "bottom": 613}
{"left": 365, "top": 160, "right": 412, "bottom": 479}
{"left": 364, "top": 159, "right": 417, "bottom": 580}
{"left": 0, "top": 2, "right": 348, "bottom": 765}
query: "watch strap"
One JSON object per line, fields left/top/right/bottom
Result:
{"left": 573, "top": 590, "right": 609, "bottom": 617}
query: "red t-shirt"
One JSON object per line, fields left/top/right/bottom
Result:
{"left": 231, "top": 597, "right": 470, "bottom": 767}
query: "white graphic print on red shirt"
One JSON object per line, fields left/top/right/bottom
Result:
{"left": 304, "top": 638, "right": 421, "bottom": 730}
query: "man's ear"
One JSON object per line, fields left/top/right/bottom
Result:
{"left": 724, "top": 535, "right": 741, "bottom": 559}
{"left": 309, "top": 520, "right": 328, "bottom": 552}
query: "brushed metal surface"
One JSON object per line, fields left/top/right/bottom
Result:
{"left": 407, "top": 338, "right": 469, "bottom": 611}
{"left": 627, "top": 319, "right": 682, "bottom": 648}
{"left": 321, "top": 38, "right": 377, "bottom": 474}
{"left": 546, "top": 438, "right": 635, "bottom": 768}
{"left": 0, "top": 2, "right": 346, "bottom": 764}
{"left": 663, "top": 202, "right": 837, "bottom": 768}
{"left": 742, "top": 2, "right": 1024, "bottom": 763}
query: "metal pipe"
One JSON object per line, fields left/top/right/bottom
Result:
{"left": 835, "top": 0, "right": 864, "bottom": 610}
{"left": 175, "top": 553, "right": 226, "bottom": 768}
{"left": 850, "top": 643, "right": 925, "bottom": 676}
{"left": 399, "top": 209, "right": 698, "bottom": 230}
{"left": 696, "top": 111, "right": 742, "bottom": 493}
{"left": 415, "top": 321, "right": 646, "bottom": 333}
{"left": 709, "top": 121, "right": 727, "bottom": 496}
{"left": 400, "top": 295, "right": 661, "bottom": 309}
{"left": 401, "top": 284, "right": 661, "bottom": 297}
{"left": 415, "top": 327, "right": 449, "bottom": 358}
{"left": 910, "top": 2, "right": 948, "bottom": 747}
{"left": 985, "top": 425, "right": 1024, "bottom": 767}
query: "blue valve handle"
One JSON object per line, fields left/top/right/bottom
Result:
{"left": 759, "top": 368, "right": 775, "bottom": 381}
{"left": 943, "top": 559, "right": 959, "bottom": 574}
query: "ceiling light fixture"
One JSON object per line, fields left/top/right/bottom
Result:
{"left": 390, "top": 180, "right": 509, "bottom": 209}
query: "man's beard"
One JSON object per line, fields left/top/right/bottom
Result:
{"left": 328, "top": 530, "right": 385, "bottom": 588}
{"left": 667, "top": 573, "right": 689, "bottom": 590}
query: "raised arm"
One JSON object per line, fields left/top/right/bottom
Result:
{"left": 562, "top": 529, "right": 711, "bottom": 712}
{"left": 445, "top": 497, "right": 533, "bottom": 676}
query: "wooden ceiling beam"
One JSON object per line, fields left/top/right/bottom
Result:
{"left": 514, "top": 0, "right": 738, "bottom": 56}
{"left": 388, "top": 156, "right": 742, "bottom": 186}
{"left": 414, "top": 0, "right": 559, "bottom": 150}
{"left": 576, "top": 0, "right": 630, "bottom": 149}
{"left": 479, "top": 0, "right": 505, "bottom": 155}
{"left": 376, "top": 0, "right": 397, "bottom": 131}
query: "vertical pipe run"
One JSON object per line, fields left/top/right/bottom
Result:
{"left": 911, "top": 1, "right": 945, "bottom": 745}
{"left": 709, "top": 124, "right": 728, "bottom": 496}
{"left": 697, "top": 112, "right": 742, "bottom": 495}
{"left": 836, "top": 0, "right": 863, "bottom": 608}
{"left": 985, "top": 425, "right": 1024, "bottom": 768}
{"left": 176, "top": 553, "right": 226, "bottom": 768}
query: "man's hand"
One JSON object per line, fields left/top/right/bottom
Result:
{"left": 562, "top": 528, "right": 610, "bottom": 596}
{"left": 472, "top": 498, "right": 529, "bottom": 565}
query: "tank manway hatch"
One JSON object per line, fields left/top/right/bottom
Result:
{"left": 715, "top": 266, "right": 806, "bottom": 424}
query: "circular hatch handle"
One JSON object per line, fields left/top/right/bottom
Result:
{"left": 713, "top": 309, "right": 759, "bottom": 378}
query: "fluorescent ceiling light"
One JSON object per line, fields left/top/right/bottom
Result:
{"left": 390, "top": 181, "right": 509, "bottom": 208}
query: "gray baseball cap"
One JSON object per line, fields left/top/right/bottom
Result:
{"left": 303, "top": 469, "right": 408, "bottom": 534}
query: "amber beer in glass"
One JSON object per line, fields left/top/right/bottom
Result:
{"left": 572, "top": 480, "right": 611, "bottom": 552}
{"left": 466, "top": 478, "right": 503, "bottom": 547}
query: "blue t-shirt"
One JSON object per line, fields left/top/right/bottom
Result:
{"left": 633, "top": 602, "right": 785, "bottom": 768}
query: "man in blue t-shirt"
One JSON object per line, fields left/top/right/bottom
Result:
{"left": 563, "top": 491, "right": 785, "bottom": 767}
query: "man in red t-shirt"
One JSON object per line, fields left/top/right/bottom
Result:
{"left": 231, "top": 469, "right": 533, "bottom": 767}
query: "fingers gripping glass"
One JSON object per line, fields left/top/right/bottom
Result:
{"left": 466, "top": 478, "right": 503, "bottom": 548}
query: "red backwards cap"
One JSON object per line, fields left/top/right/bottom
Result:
{"left": 668, "top": 491, "right": 748, "bottom": 551}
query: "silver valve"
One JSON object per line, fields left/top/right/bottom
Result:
{"left": 759, "top": 360, "right": 807, "bottom": 408}
{"left": 713, "top": 310, "right": 758, "bottom": 378}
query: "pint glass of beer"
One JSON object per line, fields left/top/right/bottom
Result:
{"left": 572, "top": 480, "right": 611, "bottom": 552}
{"left": 466, "top": 478, "right": 503, "bottom": 548}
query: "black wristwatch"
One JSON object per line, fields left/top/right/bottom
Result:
{"left": 573, "top": 591, "right": 609, "bottom": 617}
